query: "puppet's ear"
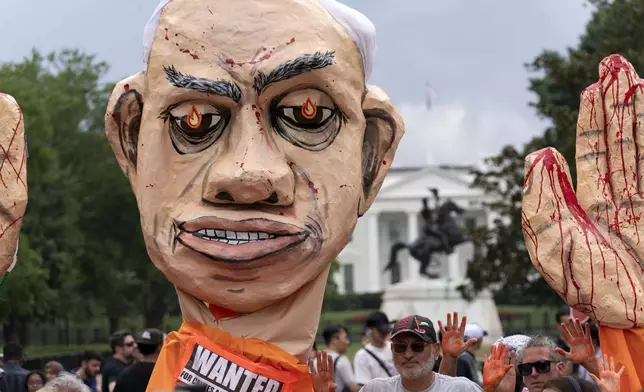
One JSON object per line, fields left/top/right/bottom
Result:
{"left": 104, "top": 73, "right": 145, "bottom": 186}
{"left": 358, "top": 85, "right": 405, "bottom": 216}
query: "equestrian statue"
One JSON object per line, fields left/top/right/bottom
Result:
{"left": 384, "top": 188, "right": 471, "bottom": 279}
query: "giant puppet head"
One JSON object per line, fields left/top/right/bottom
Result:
{"left": 104, "top": 0, "right": 403, "bottom": 352}
{"left": 0, "top": 94, "right": 27, "bottom": 279}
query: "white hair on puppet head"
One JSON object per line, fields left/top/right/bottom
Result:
{"left": 142, "top": 0, "right": 376, "bottom": 82}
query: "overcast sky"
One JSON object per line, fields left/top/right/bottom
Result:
{"left": 0, "top": 0, "right": 593, "bottom": 167}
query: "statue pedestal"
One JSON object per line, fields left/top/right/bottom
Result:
{"left": 380, "top": 278, "right": 504, "bottom": 343}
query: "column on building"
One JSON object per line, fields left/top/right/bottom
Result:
{"left": 406, "top": 210, "right": 420, "bottom": 281}
{"left": 367, "top": 211, "right": 381, "bottom": 292}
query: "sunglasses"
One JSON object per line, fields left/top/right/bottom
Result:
{"left": 124, "top": 342, "right": 136, "bottom": 347}
{"left": 392, "top": 341, "right": 430, "bottom": 354}
{"left": 517, "top": 361, "right": 555, "bottom": 376}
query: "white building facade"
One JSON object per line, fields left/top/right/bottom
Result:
{"left": 336, "top": 165, "right": 496, "bottom": 294}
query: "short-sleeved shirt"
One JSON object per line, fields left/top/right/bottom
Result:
{"left": 113, "top": 362, "right": 156, "bottom": 392}
{"left": 354, "top": 344, "right": 398, "bottom": 385}
{"left": 101, "top": 356, "right": 129, "bottom": 392}
{"left": 326, "top": 349, "right": 357, "bottom": 392}
{"left": 361, "top": 373, "right": 482, "bottom": 392}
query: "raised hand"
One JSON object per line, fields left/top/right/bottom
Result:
{"left": 0, "top": 94, "right": 27, "bottom": 279}
{"left": 308, "top": 350, "right": 336, "bottom": 392}
{"left": 437, "top": 312, "right": 477, "bottom": 358}
{"left": 483, "top": 343, "right": 513, "bottom": 392}
{"left": 555, "top": 318, "right": 595, "bottom": 364}
{"left": 522, "top": 54, "right": 644, "bottom": 328}
{"left": 589, "top": 354, "right": 624, "bottom": 392}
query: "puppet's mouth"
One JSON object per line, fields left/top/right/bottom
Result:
{"left": 175, "top": 217, "right": 309, "bottom": 262}
{"left": 191, "top": 229, "right": 278, "bottom": 244}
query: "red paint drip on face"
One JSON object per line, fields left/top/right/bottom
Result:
{"left": 288, "top": 162, "right": 295, "bottom": 167}
{"left": 225, "top": 58, "right": 235, "bottom": 66}
{"left": 382, "top": 160, "right": 387, "bottom": 165}
{"left": 255, "top": 111, "right": 261, "bottom": 124}
{"left": 308, "top": 181, "right": 318, "bottom": 194}
{"left": 124, "top": 84, "right": 130, "bottom": 91}
{"left": 164, "top": 28, "right": 169, "bottom": 40}
{"left": 279, "top": 212, "right": 285, "bottom": 216}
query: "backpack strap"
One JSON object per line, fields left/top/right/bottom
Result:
{"left": 363, "top": 348, "right": 393, "bottom": 377}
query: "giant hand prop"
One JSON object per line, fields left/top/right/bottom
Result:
{"left": 104, "top": 1, "right": 403, "bottom": 391}
{"left": 522, "top": 54, "right": 644, "bottom": 391}
{"left": 0, "top": 94, "right": 27, "bottom": 280}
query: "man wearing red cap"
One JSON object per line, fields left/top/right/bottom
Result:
{"left": 360, "top": 315, "right": 511, "bottom": 392}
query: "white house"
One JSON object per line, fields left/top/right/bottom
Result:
{"left": 336, "top": 165, "right": 496, "bottom": 294}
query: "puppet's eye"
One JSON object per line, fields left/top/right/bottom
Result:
{"left": 271, "top": 90, "right": 343, "bottom": 151}
{"left": 165, "top": 103, "right": 230, "bottom": 154}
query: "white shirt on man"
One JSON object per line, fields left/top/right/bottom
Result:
{"left": 354, "top": 343, "right": 398, "bottom": 384}
{"left": 326, "top": 349, "right": 357, "bottom": 392}
{"left": 361, "top": 373, "right": 482, "bottom": 392}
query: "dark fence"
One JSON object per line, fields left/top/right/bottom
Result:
{"left": 23, "top": 351, "right": 111, "bottom": 371}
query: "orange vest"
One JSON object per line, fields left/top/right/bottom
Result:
{"left": 146, "top": 322, "right": 314, "bottom": 392}
{"left": 599, "top": 326, "right": 644, "bottom": 391}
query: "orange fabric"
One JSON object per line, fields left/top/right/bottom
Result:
{"left": 599, "top": 326, "right": 644, "bottom": 392}
{"left": 146, "top": 322, "right": 313, "bottom": 392}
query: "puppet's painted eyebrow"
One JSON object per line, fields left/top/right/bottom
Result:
{"left": 253, "top": 51, "right": 336, "bottom": 95}
{"left": 164, "top": 65, "right": 242, "bottom": 102}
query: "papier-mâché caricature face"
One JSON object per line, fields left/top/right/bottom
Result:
{"left": 0, "top": 94, "right": 27, "bottom": 278}
{"left": 105, "top": 0, "right": 403, "bottom": 313}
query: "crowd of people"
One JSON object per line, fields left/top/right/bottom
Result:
{"left": 309, "top": 310, "right": 636, "bottom": 392}
{"left": 0, "top": 328, "right": 164, "bottom": 392}
{"left": 0, "top": 308, "right": 638, "bottom": 392}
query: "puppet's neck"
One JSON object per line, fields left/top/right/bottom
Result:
{"left": 175, "top": 268, "right": 328, "bottom": 363}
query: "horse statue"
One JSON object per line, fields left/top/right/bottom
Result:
{"left": 384, "top": 193, "right": 471, "bottom": 279}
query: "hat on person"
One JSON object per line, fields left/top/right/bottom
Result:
{"left": 365, "top": 311, "right": 392, "bottom": 334}
{"left": 493, "top": 334, "right": 530, "bottom": 353}
{"left": 464, "top": 323, "right": 488, "bottom": 340}
{"left": 390, "top": 315, "right": 437, "bottom": 342}
{"left": 136, "top": 328, "right": 165, "bottom": 347}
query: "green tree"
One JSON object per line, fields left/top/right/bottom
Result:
{"left": 461, "top": 0, "right": 644, "bottom": 304}
{"left": 0, "top": 49, "right": 176, "bottom": 340}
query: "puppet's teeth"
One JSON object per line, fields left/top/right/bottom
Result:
{"left": 194, "top": 230, "right": 278, "bottom": 242}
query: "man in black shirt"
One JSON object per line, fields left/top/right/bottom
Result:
{"left": 114, "top": 328, "right": 165, "bottom": 392}
{"left": 101, "top": 330, "right": 137, "bottom": 392}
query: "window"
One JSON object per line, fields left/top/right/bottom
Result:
{"left": 343, "top": 264, "right": 355, "bottom": 293}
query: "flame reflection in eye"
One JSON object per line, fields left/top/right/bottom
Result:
{"left": 165, "top": 103, "right": 230, "bottom": 155}
{"left": 301, "top": 97, "right": 317, "bottom": 120}
{"left": 273, "top": 101, "right": 342, "bottom": 151}
{"left": 186, "top": 106, "right": 203, "bottom": 129}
